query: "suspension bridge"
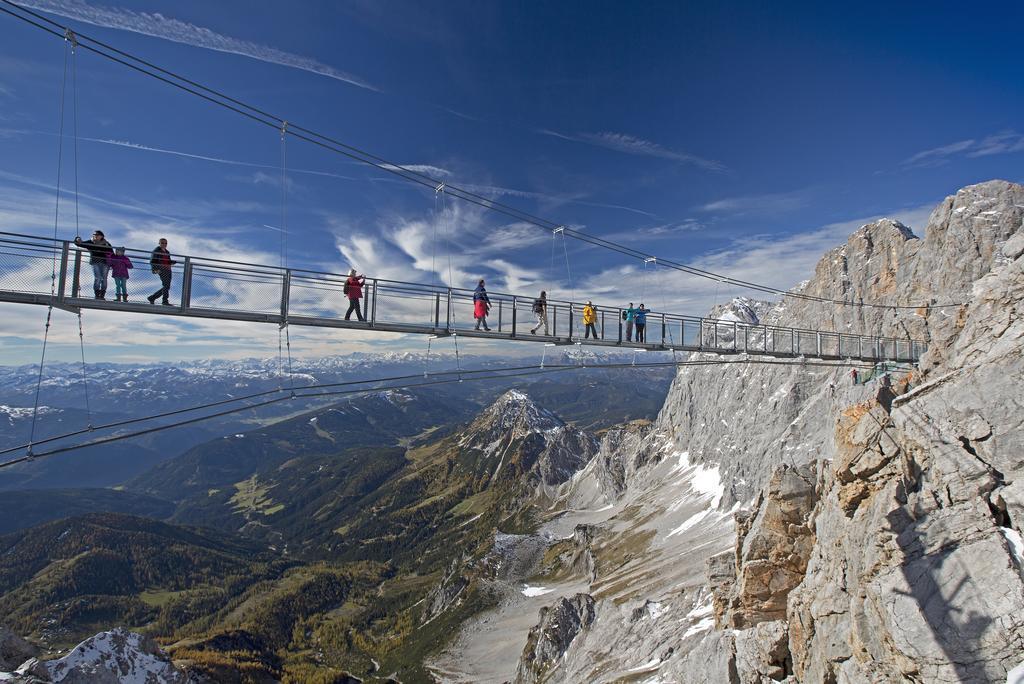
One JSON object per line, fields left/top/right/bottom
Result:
{"left": 0, "top": 231, "right": 926, "bottom": 363}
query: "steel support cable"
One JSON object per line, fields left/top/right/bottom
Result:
{"left": 0, "top": 355, "right": 895, "bottom": 468}
{"left": 281, "top": 125, "right": 295, "bottom": 392}
{"left": 68, "top": 37, "right": 93, "bottom": 428}
{"left": 26, "top": 36, "right": 71, "bottom": 457}
{"left": 0, "top": 0, "right": 961, "bottom": 313}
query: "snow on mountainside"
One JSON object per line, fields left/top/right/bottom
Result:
{"left": 0, "top": 628, "right": 199, "bottom": 683}
{"left": 480, "top": 180, "right": 1024, "bottom": 683}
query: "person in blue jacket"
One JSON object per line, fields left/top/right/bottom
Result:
{"left": 635, "top": 303, "right": 648, "bottom": 343}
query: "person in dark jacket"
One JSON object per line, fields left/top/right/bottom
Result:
{"left": 473, "top": 279, "right": 491, "bottom": 331}
{"left": 73, "top": 230, "right": 113, "bottom": 299}
{"left": 344, "top": 268, "right": 366, "bottom": 321}
{"left": 147, "top": 238, "right": 176, "bottom": 305}
{"left": 529, "top": 290, "right": 548, "bottom": 335}
{"left": 635, "top": 304, "right": 648, "bottom": 343}
{"left": 108, "top": 247, "right": 133, "bottom": 302}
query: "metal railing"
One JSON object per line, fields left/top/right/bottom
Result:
{"left": 0, "top": 231, "right": 927, "bottom": 362}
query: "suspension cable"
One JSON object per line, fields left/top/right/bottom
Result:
{"left": 0, "top": 0, "right": 962, "bottom": 312}
{"left": 26, "top": 35, "right": 71, "bottom": 456}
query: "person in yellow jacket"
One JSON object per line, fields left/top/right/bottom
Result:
{"left": 583, "top": 300, "right": 598, "bottom": 339}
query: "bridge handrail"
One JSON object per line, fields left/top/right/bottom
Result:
{"left": 0, "top": 230, "right": 928, "bottom": 360}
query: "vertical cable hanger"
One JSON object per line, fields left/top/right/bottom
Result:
{"left": 68, "top": 30, "right": 93, "bottom": 429}
{"left": 27, "top": 33, "right": 73, "bottom": 458}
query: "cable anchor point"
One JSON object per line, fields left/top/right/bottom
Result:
{"left": 64, "top": 28, "right": 78, "bottom": 48}
{"left": 435, "top": 182, "right": 445, "bottom": 194}
{"left": 553, "top": 226, "right": 565, "bottom": 235}
{"left": 280, "top": 120, "right": 288, "bottom": 138}
{"left": 644, "top": 256, "right": 657, "bottom": 264}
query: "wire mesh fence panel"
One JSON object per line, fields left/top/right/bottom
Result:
{"left": 374, "top": 283, "right": 449, "bottom": 328}
{"left": 0, "top": 242, "right": 60, "bottom": 294}
{"left": 820, "top": 333, "right": 840, "bottom": 357}
{"left": 188, "top": 264, "right": 281, "bottom": 315}
{"left": 288, "top": 274, "right": 350, "bottom": 320}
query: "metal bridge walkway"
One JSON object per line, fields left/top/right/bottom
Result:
{"left": 0, "top": 231, "right": 926, "bottom": 363}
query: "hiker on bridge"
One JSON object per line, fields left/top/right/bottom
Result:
{"left": 529, "top": 290, "right": 548, "bottom": 335}
{"left": 73, "top": 230, "right": 113, "bottom": 300}
{"left": 583, "top": 301, "right": 598, "bottom": 339}
{"left": 623, "top": 302, "right": 637, "bottom": 342}
{"left": 108, "top": 247, "right": 133, "bottom": 302}
{"left": 147, "top": 238, "right": 177, "bottom": 306}
{"left": 344, "top": 268, "right": 366, "bottom": 321}
{"left": 473, "top": 279, "right": 492, "bottom": 331}
{"left": 635, "top": 304, "right": 648, "bottom": 343}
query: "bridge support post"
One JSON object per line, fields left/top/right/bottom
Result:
{"left": 552, "top": 304, "right": 557, "bottom": 337}
{"left": 511, "top": 296, "right": 517, "bottom": 337}
{"left": 434, "top": 293, "right": 441, "bottom": 329}
{"left": 446, "top": 288, "right": 452, "bottom": 332}
{"left": 567, "top": 304, "right": 573, "bottom": 341}
{"left": 743, "top": 325, "right": 748, "bottom": 353}
{"left": 370, "top": 279, "right": 378, "bottom": 326}
{"left": 71, "top": 249, "right": 81, "bottom": 298}
{"left": 733, "top": 322, "right": 738, "bottom": 350}
{"left": 279, "top": 269, "right": 291, "bottom": 326}
{"left": 498, "top": 299, "right": 503, "bottom": 332}
{"left": 181, "top": 257, "right": 193, "bottom": 311}
{"left": 618, "top": 309, "right": 623, "bottom": 344}
{"left": 662, "top": 314, "right": 667, "bottom": 345}
{"left": 57, "top": 242, "right": 70, "bottom": 303}
{"left": 816, "top": 332, "right": 821, "bottom": 358}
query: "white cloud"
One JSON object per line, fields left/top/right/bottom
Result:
{"left": 698, "top": 191, "right": 807, "bottom": 216}
{"left": 538, "top": 129, "right": 726, "bottom": 172}
{"left": 19, "top": 0, "right": 377, "bottom": 91}
{"left": 902, "top": 131, "right": 1024, "bottom": 167}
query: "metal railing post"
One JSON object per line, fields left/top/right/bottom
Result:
{"left": 552, "top": 304, "right": 557, "bottom": 337}
{"left": 181, "top": 257, "right": 193, "bottom": 310}
{"left": 618, "top": 309, "right": 623, "bottom": 344}
{"left": 511, "top": 296, "right": 517, "bottom": 337}
{"left": 568, "top": 303, "right": 573, "bottom": 341}
{"left": 446, "top": 288, "right": 452, "bottom": 331}
{"left": 714, "top": 321, "right": 719, "bottom": 349}
{"left": 434, "top": 293, "right": 441, "bottom": 329}
{"left": 661, "top": 313, "right": 666, "bottom": 345}
{"left": 277, "top": 268, "right": 290, "bottom": 323}
{"left": 743, "top": 325, "right": 749, "bottom": 353}
{"left": 71, "top": 249, "right": 82, "bottom": 298}
{"left": 816, "top": 332, "right": 822, "bottom": 358}
{"left": 498, "top": 299, "right": 503, "bottom": 332}
{"left": 733, "top": 322, "right": 738, "bottom": 351}
{"left": 56, "top": 241, "right": 70, "bottom": 303}
{"left": 370, "top": 279, "right": 378, "bottom": 326}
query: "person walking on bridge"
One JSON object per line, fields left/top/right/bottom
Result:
{"left": 147, "top": 238, "right": 176, "bottom": 305}
{"left": 623, "top": 302, "right": 637, "bottom": 342}
{"left": 473, "top": 279, "right": 492, "bottom": 331}
{"left": 635, "top": 304, "right": 648, "bottom": 343}
{"left": 344, "top": 268, "right": 366, "bottom": 321}
{"left": 530, "top": 290, "right": 548, "bottom": 335}
{"left": 73, "top": 230, "right": 113, "bottom": 299}
{"left": 583, "top": 301, "right": 598, "bottom": 339}
{"left": 108, "top": 247, "right": 133, "bottom": 302}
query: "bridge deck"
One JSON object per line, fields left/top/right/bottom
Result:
{"left": 0, "top": 231, "right": 926, "bottom": 363}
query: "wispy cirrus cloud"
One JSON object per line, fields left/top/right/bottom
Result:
{"left": 538, "top": 128, "right": 726, "bottom": 172}
{"left": 698, "top": 190, "right": 807, "bottom": 216}
{"left": 902, "top": 130, "right": 1024, "bottom": 168}
{"left": 19, "top": 0, "right": 378, "bottom": 92}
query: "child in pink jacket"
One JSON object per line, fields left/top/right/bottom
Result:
{"left": 108, "top": 247, "right": 133, "bottom": 302}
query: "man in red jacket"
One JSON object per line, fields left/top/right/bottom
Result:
{"left": 344, "top": 268, "right": 365, "bottom": 321}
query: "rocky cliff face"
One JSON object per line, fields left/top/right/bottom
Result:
{"left": 505, "top": 180, "right": 1024, "bottom": 682}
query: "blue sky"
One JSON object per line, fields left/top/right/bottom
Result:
{"left": 0, "top": 0, "right": 1022, "bottom": 364}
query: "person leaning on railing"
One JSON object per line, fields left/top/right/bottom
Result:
{"left": 73, "top": 230, "right": 113, "bottom": 300}
{"left": 583, "top": 300, "right": 598, "bottom": 339}
{"left": 147, "top": 238, "right": 177, "bottom": 306}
